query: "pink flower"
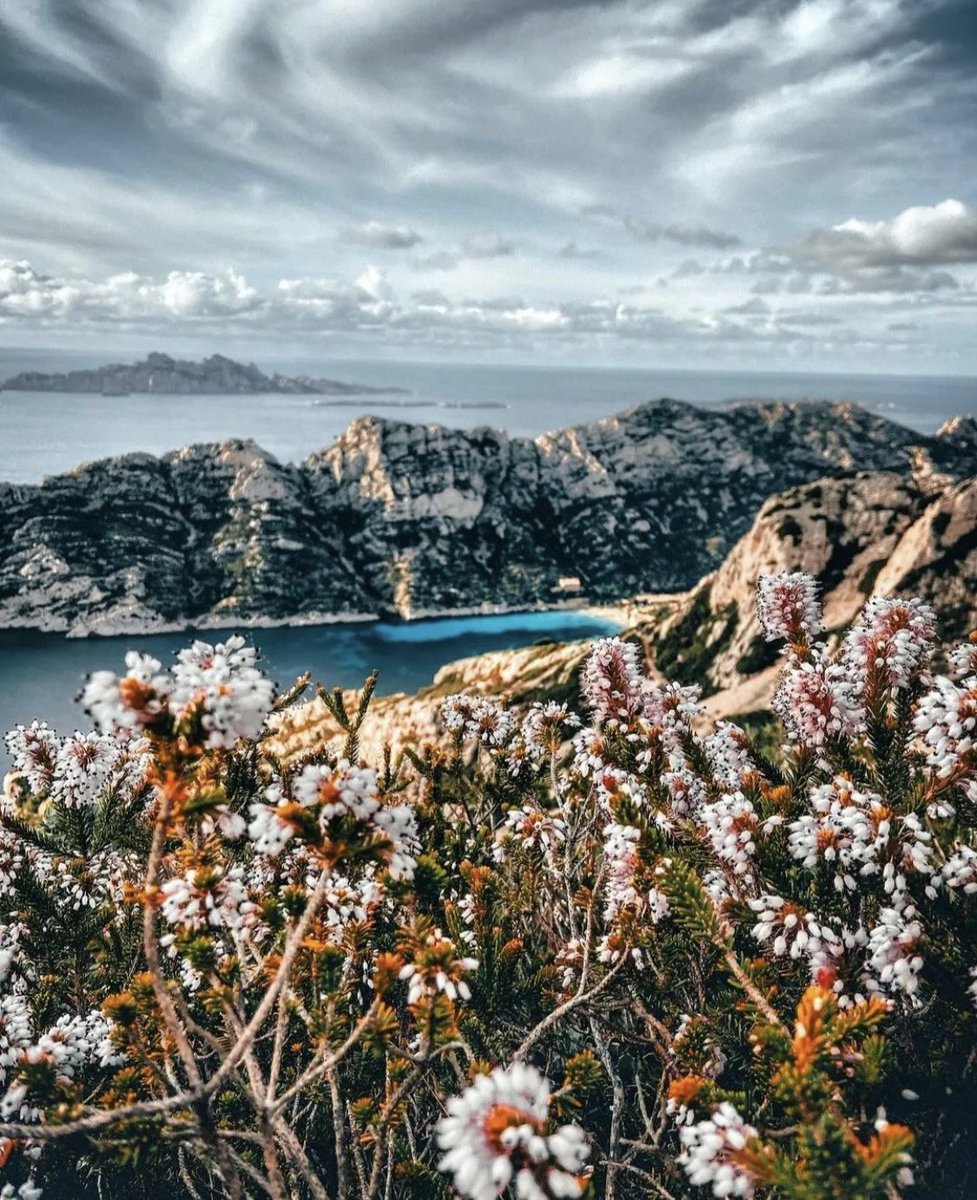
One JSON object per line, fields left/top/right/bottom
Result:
{"left": 581, "top": 638, "right": 645, "bottom": 728}
{"left": 756, "top": 573, "right": 822, "bottom": 644}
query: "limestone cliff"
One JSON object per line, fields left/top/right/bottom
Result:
{"left": 2, "top": 399, "right": 975, "bottom": 636}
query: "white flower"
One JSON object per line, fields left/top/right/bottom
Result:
{"left": 398, "top": 929, "right": 478, "bottom": 1006}
{"left": 501, "top": 805, "right": 567, "bottom": 860}
{"left": 787, "top": 778, "right": 888, "bottom": 893}
{"left": 865, "top": 904, "right": 924, "bottom": 1001}
{"left": 437, "top": 1063, "right": 589, "bottom": 1200}
{"left": 160, "top": 863, "right": 255, "bottom": 934}
{"left": 0, "top": 994, "right": 33, "bottom": 1084}
{"left": 602, "top": 824, "right": 642, "bottom": 920}
{"left": 773, "top": 651, "right": 864, "bottom": 749}
{"left": 703, "top": 723, "right": 755, "bottom": 791}
{"left": 82, "top": 637, "right": 274, "bottom": 747}
{"left": 247, "top": 802, "right": 295, "bottom": 856}
{"left": 749, "top": 894, "right": 842, "bottom": 965}
{"left": 4, "top": 723, "right": 149, "bottom": 811}
{"left": 169, "top": 637, "right": 275, "bottom": 747}
{"left": 644, "top": 682, "right": 704, "bottom": 747}
{"left": 520, "top": 703, "right": 580, "bottom": 761}
{"left": 442, "top": 695, "right": 516, "bottom": 747}
{"left": 248, "top": 761, "right": 418, "bottom": 879}
{"left": 1, "top": 1179, "right": 42, "bottom": 1199}
{"left": 841, "top": 596, "right": 935, "bottom": 695}
{"left": 83, "top": 651, "right": 170, "bottom": 732}
{"left": 701, "top": 793, "right": 758, "bottom": 878}
{"left": 678, "top": 1102, "right": 757, "bottom": 1198}
{"left": 914, "top": 676, "right": 977, "bottom": 779}
{"left": 947, "top": 641, "right": 977, "bottom": 682}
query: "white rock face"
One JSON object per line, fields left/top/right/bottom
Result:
{"left": 650, "top": 466, "right": 977, "bottom": 713}
{"left": 2, "top": 399, "right": 976, "bottom": 635}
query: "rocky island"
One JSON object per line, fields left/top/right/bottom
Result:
{"left": 1, "top": 397, "right": 976, "bottom": 637}
{"left": 1, "top": 351, "right": 408, "bottom": 396}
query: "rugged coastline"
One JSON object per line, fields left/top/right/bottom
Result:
{"left": 2, "top": 397, "right": 976, "bottom": 638}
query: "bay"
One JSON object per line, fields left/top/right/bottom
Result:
{"left": 0, "top": 609, "right": 621, "bottom": 770}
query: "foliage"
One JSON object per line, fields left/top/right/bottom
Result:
{"left": 1, "top": 580, "right": 977, "bottom": 1200}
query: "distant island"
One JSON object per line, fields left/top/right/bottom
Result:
{"left": 0, "top": 351, "right": 409, "bottom": 396}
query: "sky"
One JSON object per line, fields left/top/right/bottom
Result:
{"left": 0, "top": 0, "right": 975, "bottom": 373}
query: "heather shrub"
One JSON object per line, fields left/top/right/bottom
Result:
{"left": 1, "top": 574, "right": 976, "bottom": 1199}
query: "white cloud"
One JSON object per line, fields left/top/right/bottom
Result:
{"left": 780, "top": 199, "right": 977, "bottom": 292}
{"left": 0, "top": 2, "right": 975, "bottom": 369}
{"left": 0, "top": 254, "right": 946, "bottom": 364}
{"left": 829, "top": 199, "right": 977, "bottom": 265}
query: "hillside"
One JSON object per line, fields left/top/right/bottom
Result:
{"left": 1, "top": 399, "right": 976, "bottom": 636}
{"left": 264, "top": 460, "right": 977, "bottom": 763}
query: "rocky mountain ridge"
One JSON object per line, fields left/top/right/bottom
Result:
{"left": 2, "top": 398, "right": 976, "bottom": 637}
{"left": 1, "top": 351, "right": 406, "bottom": 396}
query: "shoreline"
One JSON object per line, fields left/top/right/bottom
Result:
{"left": 0, "top": 596, "right": 637, "bottom": 643}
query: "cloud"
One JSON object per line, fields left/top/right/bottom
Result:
{"left": 460, "top": 233, "right": 516, "bottom": 259}
{"left": 412, "top": 233, "right": 516, "bottom": 271}
{"left": 624, "top": 218, "right": 741, "bottom": 250}
{"left": 0, "top": 2, "right": 976, "bottom": 368}
{"left": 826, "top": 199, "right": 977, "bottom": 265}
{"left": 342, "top": 222, "right": 424, "bottom": 249}
{"left": 780, "top": 199, "right": 977, "bottom": 292}
{"left": 557, "top": 241, "right": 599, "bottom": 260}
{"left": 0, "top": 255, "right": 937, "bottom": 362}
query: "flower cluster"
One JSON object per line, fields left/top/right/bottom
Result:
{"left": 248, "top": 759, "right": 418, "bottom": 879}
{"left": 436, "top": 1063, "right": 590, "bottom": 1200}
{"left": 2, "top": 574, "right": 974, "bottom": 1199}
{"left": 772, "top": 650, "right": 863, "bottom": 748}
{"left": 841, "top": 596, "right": 936, "bottom": 694}
{"left": 83, "top": 635, "right": 274, "bottom": 748}
{"left": 756, "top": 571, "right": 823, "bottom": 643}
{"left": 678, "top": 1103, "right": 758, "bottom": 1198}
{"left": 442, "top": 694, "right": 516, "bottom": 747}
{"left": 4, "top": 723, "right": 148, "bottom": 812}
{"left": 580, "top": 637, "right": 645, "bottom": 728}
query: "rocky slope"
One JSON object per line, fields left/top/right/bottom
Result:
{"left": 2, "top": 399, "right": 976, "bottom": 636}
{"left": 1, "top": 352, "right": 405, "bottom": 396}
{"left": 646, "top": 465, "right": 977, "bottom": 715}
{"left": 264, "top": 462, "right": 977, "bottom": 765}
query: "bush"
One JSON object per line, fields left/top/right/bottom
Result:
{"left": 1, "top": 575, "right": 976, "bottom": 1199}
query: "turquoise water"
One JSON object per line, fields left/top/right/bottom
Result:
{"left": 0, "top": 609, "right": 620, "bottom": 768}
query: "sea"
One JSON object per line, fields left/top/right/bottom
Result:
{"left": 2, "top": 352, "right": 976, "bottom": 766}
{"left": 1, "top": 352, "right": 976, "bottom": 486}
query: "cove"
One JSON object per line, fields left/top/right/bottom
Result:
{"left": 0, "top": 609, "right": 622, "bottom": 767}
